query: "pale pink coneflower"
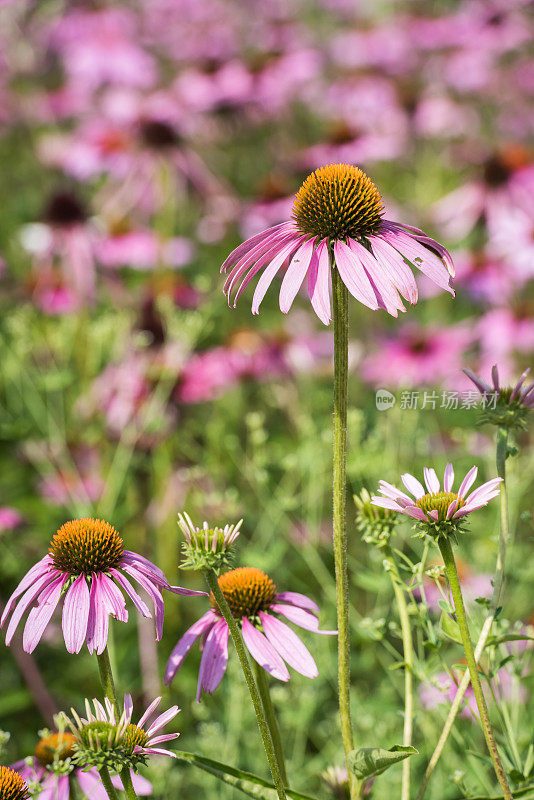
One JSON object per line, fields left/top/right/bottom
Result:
{"left": 1, "top": 518, "right": 205, "bottom": 655}
{"left": 464, "top": 364, "right": 534, "bottom": 410}
{"left": 372, "top": 463, "right": 502, "bottom": 524}
{"left": 165, "top": 566, "right": 336, "bottom": 698}
{"left": 12, "top": 732, "right": 152, "bottom": 800}
{"left": 221, "top": 163, "right": 454, "bottom": 325}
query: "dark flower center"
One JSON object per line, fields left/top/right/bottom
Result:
{"left": 49, "top": 518, "right": 124, "bottom": 575}
{"left": 415, "top": 492, "right": 465, "bottom": 521}
{"left": 139, "top": 120, "right": 180, "bottom": 149}
{"left": 43, "top": 191, "right": 88, "bottom": 227}
{"left": 211, "top": 567, "right": 277, "bottom": 619}
{"left": 35, "top": 732, "right": 76, "bottom": 766}
{"left": 0, "top": 767, "right": 29, "bottom": 800}
{"left": 292, "top": 163, "right": 384, "bottom": 241}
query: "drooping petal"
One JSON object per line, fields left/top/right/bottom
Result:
{"left": 99, "top": 573, "right": 128, "bottom": 623}
{"left": 307, "top": 239, "right": 332, "bottom": 325}
{"left": 252, "top": 239, "right": 304, "bottom": 315}
{"left": 23, "top": 575, "right": 67, "bottom": 653}
{"left": 109, "top": 569, "right": 151, "bottom": 617}
{"left": 121, "top": 563, "right": 164, "bottom": 639}
{"left": 380, "top": 227, "right": 454, "bottom": 294}
{"left": 333, "top": 240, "right": 379, "bottom": 310}
{"left": 137, "top": 697, "right": 162, "bottom": 730}
{"left": 196, "top": 618, "right": 229, "bottom": 701}
{"left": 423, "top": 467, "right": 440, "bottom": 494}
{"left": 401, "top": 505, "right": 428, "bottom": 521}
{"left": 371, "top": 496, "right": 403, "bottom": 512}
{"left": 241, "top": 617, "right": 290, "bottom": 681}
{"left": 279, "top": 238, "right": 315, "bottom": 313}
{"left": 164, "top": 611, "right": 217, "bottom": 685}
{"left": 77, "top": 768, "right": 111, "bottom": 800}
{"left": 275, "top": 591, "right": 319, "bottom": 614}
{"left": 367, "top": 236, "right": 418, "bottom": 304}
{"left": 457, "top": 466, "right": 478, "bottom": 498}
{"left": 462, "top": 368, "right": 492, "bottom": 395}
{"left": 146, "top": 704, "right": 181, "bottom": 737}
{"left": 348, "top": 238, "right": 405, "bottom": 317}
{"left": 120, "top": 552, "right": 168, "bottom": 586}
{"left": 62, "top": 574, "right": 90, "bottom": 654}
{"left": 401, "top": 473, "right": 426, "bottom": 499}
{"left": 378, "top": 480, "right": 413, "bottom": 504}
{"left": 225, "top": 230, "right": 297, "bottom": 301}
{"left": 1, "top": 556, "right": 55, "bottom": 626}
{"left": 260, "top": 612, "right": 318, "bottom": 678}
{"left": 86, "top": 574, "right": 110, "bottom": 655}
{"left": 220, "top": 223, "right": 293, "bottom": 273}
{"left": 443, "top": 463, "right": 455, "bottom": 492}
{"left": 5, "top": 571, "right": 62, "bottom": 646}
{"left": 270, "top": 603, "right": 337, "bottom": 634}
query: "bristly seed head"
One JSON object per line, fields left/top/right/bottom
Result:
{"left": 211, "top": 567, "right": 276, "bottom": 619}
{"left": 178, "top": 512, "right": 242, "bottom": 573}
{"left": 49, "top": 518, "right": 124, "bottom": 575}
{"left": 415, "top": 492, "right": 465, "bottom": 522}
{"left": 35, "top": 732, "right": 76, "bottom": 766}
{"left": 0, "top": 766, "right": 29, "bottom": 800}
{"left": 292, "top": 163, "right": 384, "bottom": 241}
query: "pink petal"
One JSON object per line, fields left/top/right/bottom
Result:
{"left": 23, "top": 575, "right": 67, "bottom": 653}
{"left": 381, "top": 228, "right": 453, "bottom": 294}
{"left": 371, "top": 496, "right": 402, "bottom": 512}
{"left": 224, "top": 230, "right": 296, "bottom": 299}
{"left": 401, "top": 473, "right": 425, "bottom": 499}
{"left": 444, "top": 463, "right": 455, "bottom": 492}
{"left": 457, "top": 466, "right": 478, "bottom": 498}
{"left": 401, "top": 506, "right": 427, "bottom": 521}
{"left": 109, "top": 569, "right": 151, "bottom": 617}
{"left": 146, "top": 704, "right": 180, "bottom": 736}
{"left": 220, "top": 223, "right": 291, "bottom": 273}
{"left": 62, "top": 575, "right": 90, "bottom": 654}
{"left": 251, "top": 239, "right": 303, "bottom": 314}
{"left": 463, "top": 368, "right": 492, "bottom": 395}
{"left": 121, "top": 563, "right": 164, "bottom": 639}
{"left": 423, "top": 467, "right": 440, "bottom": 494}
{"left": 137, "top": 697, "right": 162, "bottom": 730}
{"left": 86, "top": 575, "right": 109, "bottom": 655}
{"left": 99, "top": 573, "right": 128, "bottom": 623}
{"left": 333, "top": 240, "right": 379, "bottom": 310}
{"left": 164, "top": 611, "right": 217, "bottom": 685}
{"left": 270, "top": 603, "right": 336, "bottom": 634}
{"left": 307, "top": 239, "right": 332, "bottom": 325}
{"left": 378, "top": 480, "right": 413, "bottom": 503}
{"left": 275, "top": 591, "right": 319, "bottom": 614}
{"left": 196, "top": 618, "right": 229, "bottom": 701}
{"left": 367, "top": 236, "right": 418, "bottom": 304}
{"left": 1, "top": 557, "right": 54, "bottom": 626}
{"left": 5, "top": 571, "right": 61, "bottom": 646}
{"left": 110, "top": 770, "right": 153, "bottom": 797}
{"left": 348, "top": 238, "right": 405, "bottom": 317}
{"left": 78, "top": 770, "right": 111, "bottom": 800}
{"left": 279, "top": 238, "right": 315, "bottom": 313}
{"left": 241, "top": 617, "right": 290, "bottom": 681}
{"left": 260, "top": 612, "right": 318, "bottom": 678}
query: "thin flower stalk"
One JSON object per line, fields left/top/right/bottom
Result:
{"left": 416, "top": 428, "right": 511, "bottom": 800}
{"left": 204, "top": 568, "right": 288, "bottom": 800}
{"left": 253, "top": 662, "right": 288, "bottom": 786}
{"left": 383, "top": 545, "right": 413, "bottom": 800}
{"left": 438, "top": 536, "right": 513, "bottom": 800}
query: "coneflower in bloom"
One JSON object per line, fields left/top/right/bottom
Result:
{"left": 0, "top": 766, "right": 29, "bottom": 800}
{"left": 464, "top": 364, "right": 534, "bottom": 428}
{"left": 164, "top": 567, "right": 336, "bottom": 698}
{"left": 372, "top": 464, "right": 502, "bottom": 529}
{"left": 11, "top": 732, "right": 151, "bottom": 800}
{"left": 220, "top": 163, "right": 454, "bottom": 324}
{"left": 1, "top": 518, "right": 205, "bottom": 655}
{"left": 66, "top": 695, "right": 180, "bottom": 771}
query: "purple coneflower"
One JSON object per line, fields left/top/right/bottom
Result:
{"left": 221, "top": 163, "right": 454, "bottom": 324}
{"left": 464, "top": 364, "right": 534, "bottom": 429}
{"left": 68, "top": 695, "right": 180, "bottom": 764}
{"left": 1, "top": 518, "right": 205, "bottom": 655}
{"left": 11, "top": 732, "right": 152, "bottom": 800}
{"left": 372, "top": 464, "right": 502, "bottom": 524}
{"left": 165, "top": 566, "right": 336, "bottom": 698}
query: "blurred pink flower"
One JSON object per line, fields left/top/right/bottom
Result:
{"left": 420, "top": 667, "right": 527, "bottom": 722}
{"left": 362, "top": 323, "right": 473, "bottom": 388}
{"left": 0, "top": 507, "right": 23, "bottom": 531}
{"left": 96, "top": 230, "right": 194, "bottom": 271}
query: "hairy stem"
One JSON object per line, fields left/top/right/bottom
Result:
{"left": 438, "top": 536, "right": 512, "bottom": 800}
{"left": 332, "top": 262, "right": 357, "bottom": 799}
{"left": 99, "top": 766, "right": 120, "bottom": 800}
{"left": 416, "top": 427, "right": 510, "bottom": 800}
{"left": 384, "top": 546, "right": 413, "bottom": 800}
{"left": 96, "top": 647, "right": 140, "bottom": 800}
{"left": 205, "top": 569, "right": 287, "bottom": 800}
{"left": 254, "top": 661, "right": 288, "bottom": 786}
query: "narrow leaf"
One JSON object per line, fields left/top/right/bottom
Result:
{"left": 174, "top": 751, "right": 319, "bottom": 800}
{"left": 440, "top": 611, "right": 463, "bottom": 644}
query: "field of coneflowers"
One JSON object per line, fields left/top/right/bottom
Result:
{"left": 0, "top": 2, "right": 533, "bottom": 800}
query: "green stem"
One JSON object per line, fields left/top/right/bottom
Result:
{"left": 205, "top": 569, "right": 287, "bottom": 800}
{"left": 99, "top": 766, "right": 120, "bottom": 800}
{"left": 384, "top": 546, "right": 413, "bottom": 800}
{"left": 331, "top": 260, "right": 357, "bottom": 799}
{"left": 438, "top": 536, "right": 513, "bottom": 800}
{"left": 254, "top": 661, "right": 288, "bottom": 786}
{"left": 96, "top": 648, "right": 140, "bottom": 800}
{"left": 416, "top": 428, "right": 510, "bottom": 800}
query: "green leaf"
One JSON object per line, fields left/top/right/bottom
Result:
{"left": 347, "top": 745, "right": 418, "bottom": 780}
{"left": 174, "top": 751, "right": 319, "bottom": 800}
{"left": 485, "top": 634, "right": 534, "bottom": 648}
{"left": 452, "top": 785, "right": 534, "bottom": 800}
{"left": 440, "top": 611, "right": 463, "bottom": 644}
